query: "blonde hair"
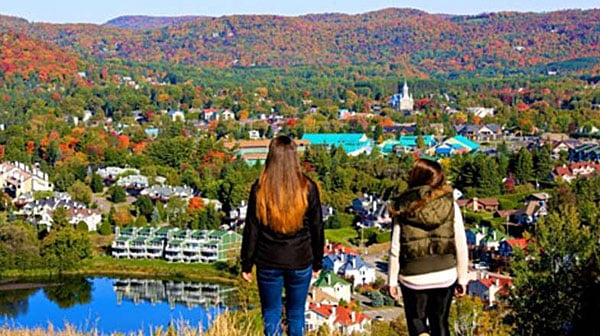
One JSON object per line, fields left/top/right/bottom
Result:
{"left": 256, "top": 136, "right": 309, "bottom": 234}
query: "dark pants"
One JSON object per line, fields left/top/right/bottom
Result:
{"left": 400, "top": 283, "right": 455, "bottom": 336}
{"left": 257, "top": 265, "right": 312, "bottom": 336}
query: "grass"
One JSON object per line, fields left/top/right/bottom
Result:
{"left": 77, "top": 256, "right": 237, "bottom": 284}
{"left": 325, "top": 226, "right": 359, "bottom": 245}
{"left": 0, "top": 310, "right": 352, "bottom": 336}
{"left": 0, "top": 310, "right": 263, "bottom": 336}
{"left": 0, "top": 257, "right": 236, "bottom": 284}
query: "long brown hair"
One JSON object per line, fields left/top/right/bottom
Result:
{"left": 255, "top": 136, "right": 309, "bottom": 234}
{"left": 392, "top": 158, "right": 453, "bottom": 217}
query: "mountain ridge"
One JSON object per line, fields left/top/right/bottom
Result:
{"left": 0, "top": 8, "right": 599, "bottom": 77}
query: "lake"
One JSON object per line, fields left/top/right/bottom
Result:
{"left": 0, "top": 277, "right": 236, "bottom": 335}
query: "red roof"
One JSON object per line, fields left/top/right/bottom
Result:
{"left": 307, "top": 303, "right": 368, "bottom": 326}
{"left": 324, "top": 242, "right": 358, "bottom": 256}
{"left": 476, "top": 273, "right": 513, "bottom": 290}
{"left": 505, "top": 238, "right": 528, "bottom": 249}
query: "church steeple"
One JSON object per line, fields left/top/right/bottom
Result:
{"left": 403, "top": 80, "right": 409, "bottom": 98}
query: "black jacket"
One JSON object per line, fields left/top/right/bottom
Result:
{"left": 240, "top": 178, "right": 324, "bottom": 273}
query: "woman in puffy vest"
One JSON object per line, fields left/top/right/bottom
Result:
{"left": 388, "top": 158, "right": 468, "bottom": 336}
{"left": 241, "top": 135, "right": 324, "bottom": 336}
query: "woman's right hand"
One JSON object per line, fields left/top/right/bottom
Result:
{"left": 242, "top": 272, "right": 253, "bottom": 283}
{"left": 388, "top": 285, "right": 400, "bottom": 300}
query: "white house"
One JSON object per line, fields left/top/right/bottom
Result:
{"left": 0, "top": 162, "right": 53, "bottom": 198}
{"left": 305, "top": 303, "right": 370, "bottom": 335}
{"left": 322, "top": 253, "right": 376, "bottom": 287}
{"left": 68, "top": 208, "right": 102, "bottom": 231}
{"left": 311, "top": 270, "right": 352, "bottom": 303}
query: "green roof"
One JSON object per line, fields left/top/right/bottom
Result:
{"left": 313, "top": 270, "right": 350, "bottom": 288}
{"left": 155, "top": 227, "right": 170, "bottom": 234}
{"left": 169, "top": 239, "right": 183, "bottom": 246}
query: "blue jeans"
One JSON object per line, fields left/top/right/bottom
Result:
{"left": 257, "top": 265, "right": 312, "bottom": 336}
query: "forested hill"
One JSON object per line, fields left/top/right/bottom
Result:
{"left": 104, "top": 15, "right": 209, "bottom": 30}
{"left": 1, "top": 8, "right": 600, "bottom": 76}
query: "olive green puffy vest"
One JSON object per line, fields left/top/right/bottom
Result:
{"left": 393, "top": 186, "right": 456, "bottom": 276}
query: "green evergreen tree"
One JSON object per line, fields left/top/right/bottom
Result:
{"left": 513, "top": 147, "right": 533, "bottom": 184}
{"left": 90, "top": 173, "right": 104, "bottom": 193}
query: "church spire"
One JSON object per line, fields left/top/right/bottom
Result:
{"left": 403, "top": 80, "right": 409, "bottom": 98}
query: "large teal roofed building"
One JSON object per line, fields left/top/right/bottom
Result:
{"left": 302, "top": 133, "right": 373, "bottom": 156}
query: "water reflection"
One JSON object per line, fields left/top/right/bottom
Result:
{"left": 113, "top": 278, "right": 235, "bottom": 308}
{"left": 44, "top": 277, "right": 92, "bottom": 309}
{"left": 0, "top": 277, "right": 234, "bottom": 335}
{"left": 0, "top": 287, "right": 37, "bottom": 318}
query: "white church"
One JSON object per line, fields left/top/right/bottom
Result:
{"left": 388, "top": 80, "right": 414, "bottom": 114}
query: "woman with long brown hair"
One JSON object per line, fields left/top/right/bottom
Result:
{"left": 241, "top": 135, "right": 324, "bottom": 336}
{"left": 387, "top": 158, "right": 468, "bottom": 336}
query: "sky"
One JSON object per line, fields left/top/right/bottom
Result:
{"left": 0, "top": 0, "right": 598, "bottom": 24}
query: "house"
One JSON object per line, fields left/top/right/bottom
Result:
{"left": 248, "top": 130, "right": 260, "bottom": 140}
{"left": 0, "top": 162, "right": 53, "bottom": 198}
{"left": 433, "top": 135, "right": 479, "bottom": 156}
{"left": 467, "top": 272, "right": 513, "bottom": 306}
{"left": 67, "top": 208, "right": 102, "bottom": 231}
{"left": 456, "top": 197, "right": 500, "bottom": 212}
{"left": 569, "top": 143, "right": 600, "bottom": 162}
{"left": 140, "top": 185, "right": 194, "bottom": 202}
{"left": 96, "top": 166, "right": 140, "bottom": 184}
{"left": 382, "top": 123, "right": 416, "bottom": 136}
{"left": 221, "top": 110, "right": 235, "bottom": 121}
{"left": 307, "top": 287, "right": 340, "bottom": 306}
{"left": 350, "top": 194, "right": 391, "bottom": 229}
{"left": 224, "top": 139, "right": 310, "bottom": 165}
{"left": 550, "top": 162, "right": 600, "bottom": 183}
{"left": 456, "top": 124, "right": 502, "bottom": 141}
{"left": 116, "top": 174, "right": 149, "bottom": 192}
{"left": 168, "top": 110, "right": 185, "bottom": 122}
{"left": 511, "top": 198, "right": 549, "bottom": 226}
{"left": 324, "top": 241, "right": 359, "bottom": 256}
{"left": 305, "top": 303, "right": 370, "bottom": 335}
{"left": 202, "top": 108, "right": 220, "bottom": 122}
{"left": 337, "top": 254, "right": 377, "bottom": 287}
{"left": 302, "top": 133, "right": 373, "bottom": 156}
{"left": 311, "top": 270, "right": 352, "bottom": 302}
{"left": 498, "top": 238, "right": 528, "bottom": 257}
{"left": 111, "top": 227, "right": 242, "bottom": 263}
{"left": 465, "top": 107, "right": 496, "bottom": 119}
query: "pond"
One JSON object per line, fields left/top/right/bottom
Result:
{"left": 0, "top": 277, "right": 236, "bottom": 335}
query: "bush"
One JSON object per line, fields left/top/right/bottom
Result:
{"left": 76, "top": 221, "right": 88, "bottom": 232}
{"left": 98, "top": 221, "right": 113, "bottom": 236}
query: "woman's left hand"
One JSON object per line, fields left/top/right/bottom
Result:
{"left": 455, "top": 284, "right": 466, "bottom": 297}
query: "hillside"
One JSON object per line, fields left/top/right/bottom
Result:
{"left": 1, "top": 8, "right": 599, "bottom": 76}
{"left": 104, "top": 15, "right": 209, "bottom": 30}
{"left": 0, "top": 31, "right": 83, "bottom": 82}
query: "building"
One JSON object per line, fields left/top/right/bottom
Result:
{"left": 467, "top": 272, "right": 513, "bottom": 307}
{"left": 18, "top": 194, "right": 99, "bottom": 232}
{"left": 498, "top": 238, "right": 528, "bottom": 258}
{"left": 302, "top": 133, "right": 373, "bottom": 156}
{"left": 305, "top": 303, "right": 371, "bottom": 335}
{"left": 465, "top": 107, "right": 496, "bottom": 119}
{"left": 388, "top": 81, "right": 414, "bottom": 114}
{"left": 111, "top": 227, "right": 242, "bottom": 263}
{"left": 96, "top": 166, "right": 140, "bottom": 183}
{"left": 311, "top": 270, "right": 352, "bottom": 303}
{"left": 323, "top": 253, "right": 376, "bottom": 287}
{"left": 224, "top": 139, "right": 310, "bottom": 165}
{"left": 456, "top": 198, "right": 500, "bottom": 213}
{"left": 0, "top": 162, "right": 53, "bottom": 198}
{"left": 433, "top": 135, "right": 480, "bottom": 157}
{"left": 456, "top": 124, "right": 502, "bottom": 141}
{"left": 140, "top": 185, "right": 194, "bottom": 202}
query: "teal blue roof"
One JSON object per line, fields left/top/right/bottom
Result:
{"left": 398, "top": 135, "right": 436, "bottom": 147}
{"left": 302, "top": 133, "right": 372, "bottom": 154}
{"left": 448, "top": 135, "right": 479, "bottom": 151}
